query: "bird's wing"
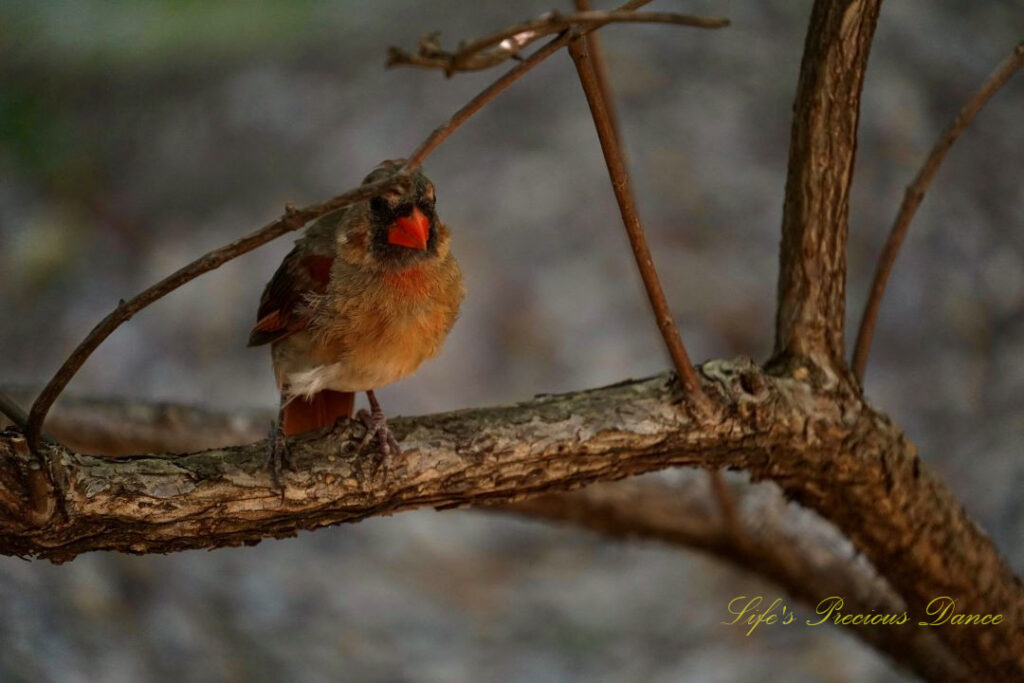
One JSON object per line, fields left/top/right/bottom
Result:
{"left": 247, "top": 246, "right": 333, "bottom": 347}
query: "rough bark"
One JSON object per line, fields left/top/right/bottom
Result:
{"left": 1, "top": 359, "right": 1021, "bottom": 677}
{"left": 509, "top": 480, "right": 971, "bottom": 683}
{"left": 774, "top": 0, "right": 882, "bottom": 374}
{"left": 0, "top": 389, "right": 973, "bottom": 681}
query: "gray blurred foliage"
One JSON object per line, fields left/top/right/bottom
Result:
{"left": 1, "top": 1, "right": 1022, "bottom": 681}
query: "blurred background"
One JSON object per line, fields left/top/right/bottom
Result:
{"left": 1, "top": 1, "right": 1021, "bottom": 681}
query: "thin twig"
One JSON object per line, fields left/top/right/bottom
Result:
{"left": 23, "top": 177, "right": 406, "bottom": 451}
{"left": 23, "top": 0, "right": 664, "bottom": 453}
{"left": 852, "top": 42, "right": 1024, "bottom": 382}
{"left": 388, "top": 9, "right": 729, "bottom": 75}
{"left": 574, "top": 0, "right": 622, "bottom": 146}
{"left": 567, "top": 36, "right": 710, "bottom": 411}
{"left": 405, "top": 31, "right": 569, "bottom": 169}
{"left": 405, "top": 0, "right": 659, "bottom": 167}
{"left": 571, "top": 0, "right": 737, "bottom": 530}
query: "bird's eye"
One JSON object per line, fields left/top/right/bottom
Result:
{"left": 419, "top": 198, "right": 435, "bottom": 213}
{"left": 370, "top": 196, "right": 389, "bottom": 216}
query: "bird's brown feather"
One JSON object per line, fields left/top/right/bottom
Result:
{"left": 248, "top": 250, "right": 334, "bottom": 347}
{"left": 281, "top": 389, "right": 355, "bottom": 435}
{"left": 251, "top": 164, "right": 463, "bottom": 438}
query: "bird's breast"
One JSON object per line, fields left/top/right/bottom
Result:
{"left": 304, "top": 263, "right": 461, "bottom": 392}
{"left": 383, "top": 266, "right": 433, "bottom": 298}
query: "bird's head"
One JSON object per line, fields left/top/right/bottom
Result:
{"left": 360, "top": 160, "right": 440, "bottom": 268}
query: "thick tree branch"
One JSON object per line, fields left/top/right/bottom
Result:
{"left": 1, "top": 361, "right": 1021, "bottom": 676}
{"left": 0, "top": 390, "right": 967, "bottom": 680}
{"left": 509, "top": 480, "right": 970, "bottom": 683}
{"left": 774, "top": 0, "right": 882, "bottom": 375}
{"left": 852, "top": 42, "right": 1024, "bottom": 381}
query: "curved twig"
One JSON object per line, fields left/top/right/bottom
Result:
{"left": 404, "top": 0, "right": 656, "bottom": 168}
{"left": 23, "top": 178, "right": 406, "bottom": 453}
{"left": 23, "top": 0, "right": 669, "bottom": 454}
{"left": 387, "top": 10, "right": 729, "bottom": 75}
{"left": 852, "top": 42, "right": 1024, "bottom": 382}
{"left": 404, "top": 28, "right": 570, "bottom": 170}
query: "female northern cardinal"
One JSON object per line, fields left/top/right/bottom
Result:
{"left": 248, "top": 160, "right": 464, "bottom": 458}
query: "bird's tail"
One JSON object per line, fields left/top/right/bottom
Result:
{"left": 281, "top": 390, "right": 355, "bottom": 436}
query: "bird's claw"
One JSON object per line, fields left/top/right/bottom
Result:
{"left": 356, "top": 408, "right": 400, "bottom": 477}
{"left": 265, "top": 422, "right": 293, "bottom": 495}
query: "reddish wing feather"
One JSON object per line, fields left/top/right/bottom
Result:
{"left": 247, "top": 251, "right": 333, "bottom": 347}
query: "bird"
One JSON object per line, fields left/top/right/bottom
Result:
{"left": 248, "top": 160, "right": 464, "bottom": 468}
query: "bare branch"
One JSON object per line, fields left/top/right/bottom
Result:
{"left": 1, "top": 361, "right": 1021, "bottom": 675}
{"left": 22, "top": 0, "right": 677, "bottom": 456}
{"left": 573, "top": 0, "right": 622, "bottom": 145}
{"left": 23, "top": 177, "right": 406, "bottom": 453}
{"left": 508, "top": 480, "right": 971, "bottom": 683}
{"left": 774, "top": 0, "right": 883, "bottom": 375}
{"left": 567, "top": 0, "right": 738, "bottom": 542}
{"left": 404, "top": 28, "right": 570, "bottom": 170}
{"left": 568, "top": 36, "right": 709, "bottom": 410}
{"left": 403, "top": 0, "right": 659, "bottom": 169}
{"left": 0, "top": 391, "right": 969, "bottom": 680}
{"left": 852, "top": 42, "right": 1024, "bottom": 382}
{"left": 387, "top": 9, "right": 728, "bottom": 75}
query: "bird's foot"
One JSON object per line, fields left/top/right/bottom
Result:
{"left": 356, "top": 407, "right": 401, "bottom": 478}
{"left": 265, "top": 422, "right": 294, "bottom": 495}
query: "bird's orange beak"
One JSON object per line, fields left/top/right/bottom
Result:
{"left": 387, "top": 207, "right": 430, "bottom": 250}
